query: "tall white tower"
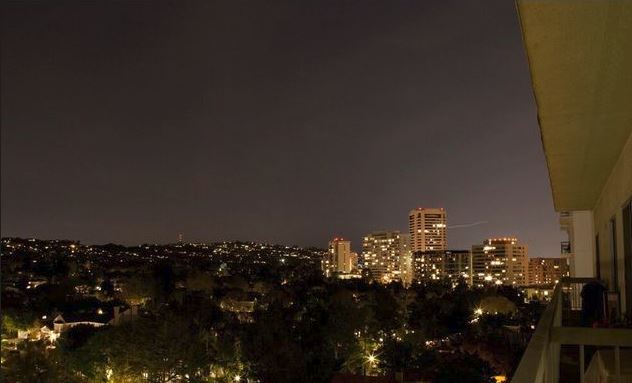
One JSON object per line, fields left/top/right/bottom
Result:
{"left": 408, "top": 207, "right": 447, "bottom": 252}
{"left": 323, "top": 238, "right": 355, "bottom": 276}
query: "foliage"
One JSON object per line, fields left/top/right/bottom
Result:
{"left": 1, "top": 309, "right": 37, "bottom": 337}
{"left": 378, "top": 335, "right": 434, "bottom": 372}
{"left": 1, "top": 241, "right": 534, "bottom": 383}
{"left": 434, "top": 352, "right": 496, "bottom": 383}
{"left": 479, "top": 296, "right": 518, "bottom": 315}
{"left": 1, "top": 341, "right": 80, "bottom": 383}
{"left": 62, "top": 315, "right": 210, "bottom": 383}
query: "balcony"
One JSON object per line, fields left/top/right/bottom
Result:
{"left": 559, "top": 213, "right": 572, "bottom": 232}
{"left": 560, "top": 241, "right": 571, "bottom": 255}
{"left": 511, "top": 278, "right": 632, "bottom": 383}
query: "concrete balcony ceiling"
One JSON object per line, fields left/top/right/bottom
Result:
{"left": 517, "top": 0, "right": 632, "bottom": 211}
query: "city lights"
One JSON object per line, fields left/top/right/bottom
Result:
{"left": 3, "top": 1, "right": 631, "bottom": 382}
{"left": 0, "top": 225, "right": 581, "bottom": 382}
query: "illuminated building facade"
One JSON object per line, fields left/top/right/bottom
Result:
{"left": 444, "top": 250, "right": 473, "bottom": 285}
{"left": 322, "top": 238, "right": 356, "bottom": 276}
{"left": 361, "top": 231, "right": 409, "bottom": 283}
{"left": 528, "top": 257, "right": 569, "bottom": 285}
{"left": 412, "top": 250, "right": 472, "bottom": 285}
{"left": 408, "top": 208, "right": 447, "bottom": 252}
{"left": 471, "top": 237, "right": 528, "bottom": 286}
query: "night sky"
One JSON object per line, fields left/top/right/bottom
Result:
{"left": 1, "top": 1, "right": 563, "bottom": 256}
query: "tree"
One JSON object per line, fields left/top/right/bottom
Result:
{"left": 99, "top": 279, "right": 115, "bottom": 298}
{"left": 379, "top": 335, "right": 434, "bottom": 373}
{"left": 1, "top": 341, "right": 79, "bottom": 383}
{"left": 152, "top": 261, "right": 175, "bottom": 304}
{"left": 57, "top": 324, "right": 99, "bottom": 352}
{"left": 63, "top": 315, "right": 210, "bottom": 383}
{"left": 185, "top": 271, "right": 216, "bottom": 293}
{"left": 478, "top": 296, "right": 518, "bottom": 316}
{"left": 366, "top": 286, "right": 404, "bottom": 335}
{"left": 1, "top": 309, "right": 37, "bottom": 338}
{"left": 120, "top": 274, "right": 153, "bottom": 305}
{"left": 434, "top": 352, "right": 496, "bottom": 383}
{"left": 241, "top": 302, "right": 306, "bottom": 383}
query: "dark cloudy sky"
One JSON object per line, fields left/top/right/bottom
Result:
{"left": 1, "top": 1, "right": 564, "bottom": 256}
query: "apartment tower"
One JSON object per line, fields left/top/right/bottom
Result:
{"left": 471, "top": 237, "right": 529, "bottom": 287}
{"left": 361, "top": 231, "right": 410, "bottom": 283}
{"left": 528, "top": 257, "right": 570, "bottom": 285}
{"left": 323, "top": 238, "right": 355, "bottom": 276}
{"left": 412, "top": 250, "right": 472, "bottom": 286}
{"left": 409, "top": 208, "right": 447, "bottom": 252}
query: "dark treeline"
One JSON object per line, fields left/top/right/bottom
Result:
{"left": 1, "top": 238, "right": 544, "bottom": 383}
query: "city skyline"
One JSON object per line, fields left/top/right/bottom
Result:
{"left": 2, "top": 1, "right": 631, "bottom": 382}
{"left": 2, "top": 1, "right": 563, "bottom": 257}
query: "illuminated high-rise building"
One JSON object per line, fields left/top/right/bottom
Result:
{"left": 528, "top": 257, "right": 570, "bottom": 285}
{"left": 361, "top": 231, "right": 409, "bottom": 283}
{"left": 412, "top": 250, "right": 472, "bottom": 285}
{"left": 471, "top": 237, "right": 528, "bottom": 286}
{"left": 399, "top": 239, "right": 413, "bottom": 287}
{"left": 322, "top": 238, "right": 356, "bottom": 277}
{"left": 408, "top": 208, "right": 447, "bottom": 252}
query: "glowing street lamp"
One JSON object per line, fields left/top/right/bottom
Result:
{"left": 364, "top": 352, "right": 379, "bottom": 376}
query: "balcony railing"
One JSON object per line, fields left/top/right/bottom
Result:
{"left": 511, "top": 277, "right": 632, "bottom": 383}
{"left": 560, "top": 241, "right": 571, "bottom": 254}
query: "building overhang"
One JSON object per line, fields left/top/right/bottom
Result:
{"left": 517, "top": 0, "right": 632, "bottom": 211}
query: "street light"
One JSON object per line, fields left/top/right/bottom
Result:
{"left": 364, "top": 353, "right": 379, "bottom": 376}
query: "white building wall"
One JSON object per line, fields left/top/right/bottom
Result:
{"left": 568, "top": 210, "right": 596, "bottom": 278}
{"left": 593, "top": 131, "right": 632, "bottom": 313}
